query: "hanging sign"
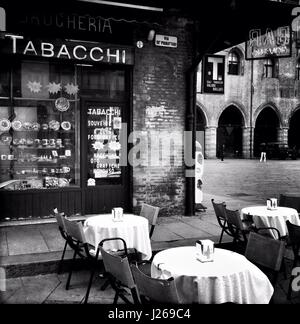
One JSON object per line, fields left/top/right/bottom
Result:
{"left": 246, "top": 26, "right": 291, "bottom": 60}
{"left": 202, "top": 55, "right": 225, "bottom": 94}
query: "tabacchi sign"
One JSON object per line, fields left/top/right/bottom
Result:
{"left": 0, "top": 34, "right": 134, "bottom": 65}
{"left": 246, "top": 26, "right": 291, "bottom": 60}
{"left": 202, "top": 55, "right": 225, "bottom": 94}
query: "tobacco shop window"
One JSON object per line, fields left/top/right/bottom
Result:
{"left": 0, "top": 60, "right": 80, "bottom": 191}
{"left": 79, "top": 66, "right": 126, "bottom": 100}
{"left": 228, "top": 50, "right": 240, "bottom": 75}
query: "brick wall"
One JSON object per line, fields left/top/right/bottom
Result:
{"left": 132, "top": 17, "right": 193, "bottom": 216}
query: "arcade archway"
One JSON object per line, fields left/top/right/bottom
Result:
{"left": 254, "top": 107, "right": 280, "bottom": 157}
{"left": 217, "top": 105, "right": 244, "bottom": 158}
{"left": 196, "top": 106, "right": 206, "bottom": 155}
{"left": 289, "top": 109, "right": 300, "bottom": 157}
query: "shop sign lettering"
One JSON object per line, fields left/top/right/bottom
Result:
{"left": 246, "top": 26, "right": 291, "bottom": 60}
{"left": 1, "top": 34, "right": 134, "bottom": 65}
{"left": 18, "top": 13, "right": 112, "bottom": 34}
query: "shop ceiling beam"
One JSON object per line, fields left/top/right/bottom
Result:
{"left": 77, "top": 0, "right": 163, "bottom": 11}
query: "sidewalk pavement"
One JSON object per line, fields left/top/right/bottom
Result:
{"left": 0, "top": 191, "right": 252, "bottom": 277}
{"left": 0, "top": 177, "right": 300, "bottom": 303}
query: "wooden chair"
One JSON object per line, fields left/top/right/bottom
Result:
{"left": 130, "top": 263, "right": 181, "bottom": 304}
{"left": 224, "top": 207, "right": 253, "bottom": 244}
{"left": 211, "top": 199, "right": 232, "bottom": 244}
{"left": 140, "top": 203, "right": 160, "bottom": 238}
{"left": 279, "top": 194, "right": 300, "bottom": 214}
{"left": 99, "top": 237, "right": 140, "bottom": 304}
{"left": 53, "top": 208, "right": 68, "bottom": 274}
{"left": 63, "top": 217, "right": 101, "bottom": 304}
{"left": 245, "top": 232, "right": 286, "bottom": 288}
{"left": 286, "top": 220, "right": 300, "bottom": 300}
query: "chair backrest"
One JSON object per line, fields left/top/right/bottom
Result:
{"left": 100, "top": 246, "right": 136, "bottom": 290}
{"left": 140, "top": 203, "right": 160, "bottom": 238}
{"left": 54, "top": 210, "right": 66, "bottom": 232}
{"left": 286, "top": 220, "right": 300, "bottom": 256}
{"left": 211, "top": 199, "right": 227, "bottom": 221}
{"left": 225, "top": 208, "right": 244, "bottom": 230}
{"left": 279, "top": 194, "right": 300, "bottom": 213}
{"left": 63, "top": 217, "right": 87, "bottom": 244}
{"left": 130, "top": 263, "right": 180, "bottom": 304}
{"left": 245, "top": 232, "right": 285, "bottom": 273}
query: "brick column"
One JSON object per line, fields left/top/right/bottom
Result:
{"left": 205, "top": 126, "right": 217, "bottom": 159}
{"left": 277, "top": 127, "right": 289, "bottom": 145}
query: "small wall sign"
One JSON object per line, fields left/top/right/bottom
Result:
{"left": 155, "top": 34, "right": 177, "bottom": 48}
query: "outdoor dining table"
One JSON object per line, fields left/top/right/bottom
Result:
{"left": 83, "top": 213, "right": 152, "bottom": 260}
{"left": 240, "top": 205, "right": 300, "bottom": 239}
{"left": 151, "top": 246, "right": 274, "bottom": 304}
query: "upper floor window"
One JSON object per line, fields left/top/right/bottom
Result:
{"left": 264, "top": 58, "right": 278, "bottom": 78}
{"left": 228, "top": 51, "right": 240, "bottom": 75}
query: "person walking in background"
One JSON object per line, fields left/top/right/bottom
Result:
{"left": 220, "top": 144, "right": 225, "bottom": 161}
{"left": 260, "top": 143, "right": 267, "bottom": 162}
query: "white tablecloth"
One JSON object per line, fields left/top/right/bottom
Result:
{"left": 83, "top": 214, "right": 152, "bottom": 260}
{"left": 241, "top": 206, "right": 300, "bottom": 238}
{"left": 151, "top": 246, "right": 274, "bottom": 304}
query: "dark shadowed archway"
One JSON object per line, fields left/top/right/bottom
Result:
{"left": 196, "top": 106, "right": 207, "bottom": 155}
{"left": 217, "top": 105, "right": 244, "bottom": 158}
{"left": 254, "top": 107, "right": 280, "bottom": 157}
{"left": 289, "top": 109, "right": 300, "bottom": 157}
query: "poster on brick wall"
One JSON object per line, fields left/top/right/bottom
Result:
{"left": 86, "top": 105, "right": 122, "bottom": 185}
{"left": 202, "top": 55, "right": 225, "bottom": 94}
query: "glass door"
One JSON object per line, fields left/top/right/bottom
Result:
{"left": 79, "top": 66, "right": 131, "bottom": 214}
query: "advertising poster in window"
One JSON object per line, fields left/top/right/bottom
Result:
{"left": 87, "top": 105, "right": 122, "bottom": 186}
{"left": 245, "top": 26, "right": 291, "bottom": 60}
{"left": 202, "top": 55, "right": 225, "bottom": 94}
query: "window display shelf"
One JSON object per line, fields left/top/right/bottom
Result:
{"left": 0, "top": 100, "right": 78, "bottom": 190}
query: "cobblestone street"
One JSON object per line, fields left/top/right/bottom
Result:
{"left": 202, "top": 158, "right": 300, "bottom": 209}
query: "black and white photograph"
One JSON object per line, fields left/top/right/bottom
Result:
{"left": 0, "top": 0, "right": 300, "bottom": 310}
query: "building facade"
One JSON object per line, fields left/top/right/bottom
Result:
{"left": 197, "top": 28, "right": 300, "bottom": 160}
{"left": 0, "top": 1, "right": 194, "bottom": 220}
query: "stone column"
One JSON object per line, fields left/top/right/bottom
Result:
{"left": 242, "top": 126, "right": 254, "bottom": 159}
{"left": 277, "top": 127, "right": 289, "bottom": 145}
{"left": 205, "top": 126, "right": 217, "bottom": 159}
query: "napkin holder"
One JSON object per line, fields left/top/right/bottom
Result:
{"left": 267, "top": 198, "right": 277, "bottom": 210}
{"left": 112, "top": 207, "right": 124, "bottom": 222}
{"left": 196, "top": 239, "right": 214, "bottom": 262}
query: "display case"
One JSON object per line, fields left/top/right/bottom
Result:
{"left": 0, "top": 60, "right": 80, "bottom": 191}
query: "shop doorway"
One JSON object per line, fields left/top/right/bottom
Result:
{"left": 79, "top": 66, "right": 131, "bottom": 214}
{"left": 217, "top": 105, "right": 244, "bottom": 158}
{"left": 254, "top": 107, "right": 280, "bottom": 157}
{"left": 288, "top": 109, "right": 300, "bottom": 157}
